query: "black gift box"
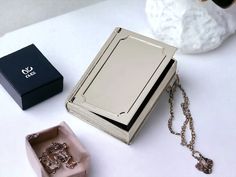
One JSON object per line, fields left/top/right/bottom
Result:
{"left": 0, "top": 44, "right": 63, "bottom": 110}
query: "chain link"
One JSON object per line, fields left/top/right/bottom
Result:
{"left": 167, "top": 74, "right": 213, "bottom": 174}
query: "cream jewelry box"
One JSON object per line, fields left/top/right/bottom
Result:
{"left": 66, "top": 27, "right": 177, "bottom": 144}
{"left": 26, "top": 122, "right": 89, "bottom": 177}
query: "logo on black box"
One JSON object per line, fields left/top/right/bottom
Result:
{"left": 21, "top": 66, "right": 36, "bottom": 78}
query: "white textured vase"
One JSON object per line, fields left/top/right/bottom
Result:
{"left": 145, "top": 0, "right": 236, "bottom": 54}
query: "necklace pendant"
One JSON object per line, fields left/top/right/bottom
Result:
{"left": 195, "top": 156, "right": 213, "bottom": 174}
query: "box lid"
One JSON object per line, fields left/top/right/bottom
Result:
{"left": 0, "top": 44, "right": 63, "bottom": 110}
{"left": 71, "top": 28, "right": 176, "bottom": 126}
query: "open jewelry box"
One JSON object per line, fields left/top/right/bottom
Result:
{"left": 25, "top": 122, "right": 89, "bottom": 177}
{"left": 66, "top": 27, "right": 177, "bottom": 144}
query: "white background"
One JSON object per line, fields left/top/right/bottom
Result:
{"left": 0, "top": 0, "right": 236, "bottom": 177}
{"left": 0, "top": 0, "right": 103, "bottom": 36}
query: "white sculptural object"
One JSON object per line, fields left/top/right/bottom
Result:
{"left": 145, "top": 0, "right": 236, "bottom": 53}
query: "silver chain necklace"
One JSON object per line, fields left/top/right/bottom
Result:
{"left": 167, "top": 74, "right": 213, "bottom": 174}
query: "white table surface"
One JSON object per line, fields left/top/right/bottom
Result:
{"left": 0, "top": 0, "right": 236, "bottom": 177}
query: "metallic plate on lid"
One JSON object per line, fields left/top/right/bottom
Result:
{"left": 72, "top": 28, "right": 176, "bottom": 126}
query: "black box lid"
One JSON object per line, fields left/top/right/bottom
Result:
{"left": 0, "top": 44, "right": 63, "bottom": 110}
